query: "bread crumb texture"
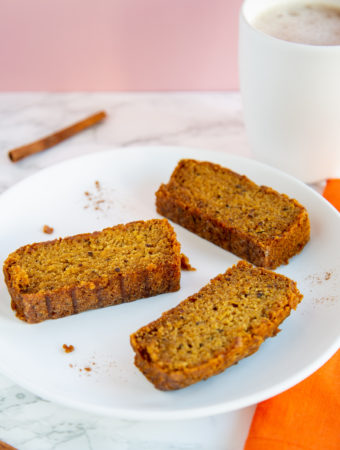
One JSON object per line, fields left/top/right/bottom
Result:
{"left": 131, "top": 260, "right": 303, "bottom": 390}
{"left": 3, "top": 219, "right": 181, "bottom": 323}
{"left": 156, "top": 159, "right": 310, "bottom": 268}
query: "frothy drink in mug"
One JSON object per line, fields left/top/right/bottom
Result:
{"left": 239, "top": 0, "right": 340, "bottom": 182}
{"left": 252, "top": 2, "right": 340, "bottom": 46}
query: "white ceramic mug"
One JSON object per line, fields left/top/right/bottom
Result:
{"left": 239, "top": 0, "right": 340, "bottom": 183}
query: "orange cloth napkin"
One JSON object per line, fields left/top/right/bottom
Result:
{"left": 244, "top": 179, "right": 340, "bottom": 450}
{"left": 323, "top": 179, "right": 340, "bottom": 212}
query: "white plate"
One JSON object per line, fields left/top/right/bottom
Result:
{"left": 0, "top": 146, "right": 339, "bottom": 420}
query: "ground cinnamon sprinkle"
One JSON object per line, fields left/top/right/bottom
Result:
{"left": 62, "top": 344, "right": 75, "bottom": 353}
{"left": 83, "top": 180, "right": 112, "bottom": 213}
{"left": 43, "top": 225, "right": 54, "bottom": 234}
{"left": 314, "top": 296, "right": 337, "bottom": 305}
{"left": 68, "top": 361, "right": 96, "bottom": 374}
{"left": 306, "top": 270, "right": 333, "bottom": 284}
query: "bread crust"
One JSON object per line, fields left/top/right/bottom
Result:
{"left": 156, "top": 159, "right": 310, "bottom": 269}
{"left": 130, "top": 261, "right": 303, "bottom": 390}
{"left": 3, "top": 219, "right": 181, "bottom": 323}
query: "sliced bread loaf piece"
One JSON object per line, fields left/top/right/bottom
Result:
{"left": 131, "top": 260, "right": 303, "bottom": 390}
{"left": 3, "top": 219, "right": 181, "bottom": 323}
{"left": 156, "top": 159, "right": 310, "bottom": 268}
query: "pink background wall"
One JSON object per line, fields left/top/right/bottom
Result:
{"left": 0, "top": 0, "right": 243, "bottom": 91}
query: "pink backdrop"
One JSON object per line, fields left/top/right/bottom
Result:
{"left": 0, "top": 0, "right": 242, "bottom": 91}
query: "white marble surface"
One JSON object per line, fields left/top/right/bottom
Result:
{"left": 0, "top": 92, "right": 255, "bottom": 450}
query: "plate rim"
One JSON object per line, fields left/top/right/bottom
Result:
{"left": 0, "top": 145, "right": 339, "bottom": 420}
{"left": 0, "top": 336, "right": 338, "bottom": 420}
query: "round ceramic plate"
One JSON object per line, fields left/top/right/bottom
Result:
{"left": 0, "top": 146, "right": 339, "bottom": 420}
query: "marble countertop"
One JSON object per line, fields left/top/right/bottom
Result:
{"left": 0, "top": 92, "right": 257, "bottom": 450}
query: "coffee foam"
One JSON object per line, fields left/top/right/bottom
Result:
{"left": 252, "top": 2, "right": 340, "bottom": 45}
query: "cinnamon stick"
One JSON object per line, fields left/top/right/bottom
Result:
{"left": 0, "top": 440, "right": 17, "bottom": 450}
{"left": 8, "top": 111, "right": 107, "bottom": 162}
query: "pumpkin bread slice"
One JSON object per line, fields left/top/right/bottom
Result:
{"left": 3, "top": 219, "right": 181, "bottom": 323}
{"left": 130, "top": 260, "right": 303, "bottom": 390}
{"left": 156, "top": 159, "right": 310, "bottom": 269}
